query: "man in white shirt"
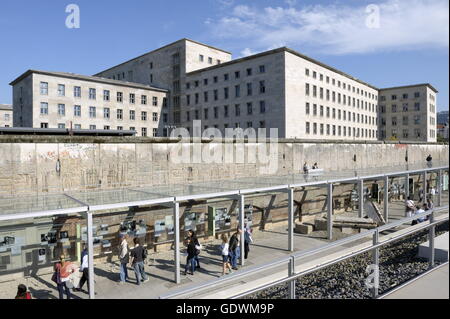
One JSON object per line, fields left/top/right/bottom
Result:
{"left": 76, "top": 245, "right": 89, "bottom": 293}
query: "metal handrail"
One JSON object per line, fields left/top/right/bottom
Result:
{"left": 159, "top": 205, "right": 449, "bottom": 299}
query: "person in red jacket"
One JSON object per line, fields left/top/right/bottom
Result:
{"left": 15, "top": 284, "right": 32, "bottom": 299}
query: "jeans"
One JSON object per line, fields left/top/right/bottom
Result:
{"left": 57, "top": 282, "right": 71, "bottom": 299}
{"left": 133, "top": 261, "right": 148, "bottom": 284}
{"left": 79, "top": 268, "right": 89, "bottom": 291}
{"left": 230, "top": 248, "right": 239, "bottom": 268}
{"left": 194, "top": 255, "right": 200, "bottom": 268}
{"left": 244, "top": 241, "right": 250, "bottom": 259}
{"left": 119, "top": 262, "right": 129, "bottom": 282}
{"left": 184, "top": 257, "right": 195, "bottom": 274}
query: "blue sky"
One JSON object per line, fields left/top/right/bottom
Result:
{"left": 0, "top": 0, "right": 448, "bottom": 110}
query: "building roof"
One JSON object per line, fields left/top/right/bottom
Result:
{"left": 93, "top": 38, "right": 232, "bottom": 76}
{"left": 186, "top": 47, "right": 379, "bottom": 90}
{"left": 379, "top": 83, "right": 439, "bottom": 93}
{"left": 9, "top": 70, "right": 169, "bottom": 92}
{"left": 0, "top": 104, "right": 12, "bottom": 111}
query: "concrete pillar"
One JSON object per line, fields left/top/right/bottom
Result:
{"left": 327, "top": 183, "right": 333, "bottom": 240}
{"left": 383, "top": 176, "right": 389, "bottom": 223}
{"left": 86, "top": 210, "right": 95, "bottom": 299}
{"left": 239, "top": 194, "right": 245, "bottom": 266}
{"left": 288, "top": 188, "right": 294, "bottom": 252}
{"left": 437, "top": 170, "right": 442, "bottom": 207}
{"left": 173, "top": 201, "right": 180, "bottom": 284}
{"left": 358, "top": 179, "right": 364, "bottom": 218}
{"left": 405, "top": 173, "right": 410, "bottom": 200}
{"left": 423, "top": 171, "right": 427, "bottom": 201}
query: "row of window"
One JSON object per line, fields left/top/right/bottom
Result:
{"left": 305, "top": 122, "right": 377, "bottom": 139}
{"left": 199, "top": 54, "right": 222, "bottom": 65}
{"left": 39, "top": 82, "right": 164, "bottom": 106}
{"left": 40, "top": 123, "right": 158, "bottom": 136}
{"left": 186, "top": 65, "right": 266, "bottom": 89}
{"left": 380, "top": 115, "right": 423, "bottom": 126}
{"left": 305, "top": 83, "right": 376, "bottom": 112}
{"left": 39, "top": 103, "right": 163, "bottom": 121}
{"left": 186, "top": 82, "right": 266, "bottom": 104}
{"left": 381, "top": 129, "right": 424, "bottom": 139}
{"left": 379, "top": 92, "right": 422, "bottom": 101}
{"left": 305, "top": 68, "right": 377, "bottom": 100}
{"left": 305, "top": 103, "right": 376, "bottom": 126}
{"left": 379, "top": 103, "right": 422, "bottom": 113}
{"left": 185, "top": 101, "right": 267, "bottom": 121}
{"left": 186, "top": 121, "right": 267, "bottom": 132}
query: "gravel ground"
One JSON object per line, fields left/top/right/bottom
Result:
{"left": 246, "top": 221, "right": 449, "bottom": 299}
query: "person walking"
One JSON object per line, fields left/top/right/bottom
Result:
{"left": 220, "top": 234, "right": 233, "bottom": 276}
{"left": 52, "top": 254, "right": 77, "bottom": 299}
{"left": 76, "top": 245, "right": 89, "bottom": 293}
{"left": 184, "top": 237, "right": 197, "bottom": 275}
{"left": 130, "top": 238, "right": 149, "bottom": 285}
{"left": 244, "top": 224, "right": 253, "bottom": 260}
{"left": 15, "top": 284, "right": 32, "bottom": 299}
{"left": 426, "top": 154, "right": 433, "bottom": 167}
{"left": 118, "top": 234, "right": 130, "bottom": 284}
{"left": 405, "top": 196, "right": 415, "bottom": 217}
{"left": 303, "top": 162, "right": 310, "bottom": 174}
{"left": 188, "top": 230, "right": 201, "bottom": 269}
{"left": 228, "top": 227, "right": 241, "bottom": 270}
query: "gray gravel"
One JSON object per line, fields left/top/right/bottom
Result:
{"left": 246, "top": 221, "right": 449, "bottom": 299}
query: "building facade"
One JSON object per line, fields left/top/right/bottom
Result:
{"left": 10, "top": 70, "right": 168, "bottom": 137}
{"left": 9, "top": 39, "right": 438, "bottom": 142}
{"left": 0, "top": 104, "right": 13, "bottom": 127}
{"left": 378, "top": 84, "right": 438, "bottom": 142}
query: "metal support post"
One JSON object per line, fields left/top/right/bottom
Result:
{"left": 372, "top": 229, "right": 379, "bottom": 299}
{"left": 383, "top": 176, "right": 389, "bottom": 223}
{"left": 174, "top": 201, "right": 180, "bottom": 284}
{"left": 239, "top": 194, "right": 245, "bottom": 266}
{"left": 405, "top": 173, "right": 410, "bottom": 200}
{"left": 86, "top": 210, "right": 95, "bottom": 299}
{"left": 288, "top": 256, "right": 296, "bottom": 299}
{"left": 327, "top": 183, "right": 333, "bottom": 240}
{"left": 423, "top": 171, "right": 427, "bottom": 201}
{"left": 358, "top": 179, "right": 364, "bottom": 218}
{"left": 288, "top": 188, "right": 294, "bottom": 252}
{"left": 429, "top": 211, "right": 435, "bottom": 269}
{"left": 437, "top": 170, "right": 442, "bottom": 207}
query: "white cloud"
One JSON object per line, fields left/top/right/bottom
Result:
{"left": 205, "top": 0, "right": 449, "bottom": 55}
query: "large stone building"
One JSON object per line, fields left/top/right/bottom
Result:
{"left": 0, "top": 104, "right": 12, "bottom": 127}
{"left": 10, "top": 70, "right": 168, "bottom": 136}
{"left": 9, "top": 38, "right": 438, "bottom": 141}
{"left": 378, "top": 84, "right": 438, "bottom": 142}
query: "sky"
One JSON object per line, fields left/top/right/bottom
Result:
{"left": 0, "top": 0, "right": 448, "bottom": 111}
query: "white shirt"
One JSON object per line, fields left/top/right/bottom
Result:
{"left": 221, "top": 243, "right": 229, "bottom": 256}
{"left": 80, "top": 254, "right": 88, "bottom": 271}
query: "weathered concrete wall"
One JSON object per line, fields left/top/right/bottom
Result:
{"left": 0, "top": 137, "right": 448, "bottom": 196}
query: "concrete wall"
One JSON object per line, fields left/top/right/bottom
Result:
{"left": 0, "top": 137, "right": 448, "bottom": 196}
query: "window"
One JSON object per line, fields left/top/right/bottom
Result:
{"left": 224, "top": 73, "right": 229, "bottom": 81}
{"left": 313, "top": 85, "right": 317, "bottom": 97}
{"left": 103, "top": 125, "right": 110, "bottom": 130}
{"left": 391, "top": 95, "right": 397, "bottom": 100}
{"left": 40, "top": 102, "right": 48, "bottom": 115}
{"left": 199, "top": 55, "right": 204, "bottom": 62}
{"left": 40, "top": 82, "right": 48, "bottom": 95}
{"left": 402, "top": 93, "right": 408, "bottom": 99}
{"left": 326, "top": 107, "right": 330, "bottom": 118}
{"left": 89, "top": 125, "right": 96, "bottom": 130}
{"left": 247, "top": 83, "right": 252, "bottom": 96}
{"left": 313, "top": 123, "right": 317, "bottom": 134}
{"left": 247, "top": 102, "right": 253, "bottom": 115}
{"left": 306, "top": 122, "right": 310, "bottom": 134}
{"left": 117, "top": 92, "right": 123, "bottom": 103}
{"left": 260, "top": 101, "right": 266, "bottom": 113}
{"left": 204, "top": 78, "right": 208, "bottom": 86}
{"left": 57, "top": 84, "right": 65, "bottom": 96}
{"left": 186, "top": 111, "right": 190, "bottom": 121}
{"left": 246, "top": 121, "right": 253, "bottom": 128}
{"left": 320, "top": 74, "right": 323, "bottom": 81}
{"left": 104, "top": 90, "right": 110, "bottom": 101}
{"left": 332, "top": 108, "right": 336, "bottom": 119}
{"left": 259, "top": 65, "right": 265, "bottom": 73}
{"left": 332, "top": 125, "right": 336, "bottom": 136}
{"left": 306, "top": 83, "right": 310, "bottom": 96}
{"left": 149, "top": 62, "right": 153, "bottom": 69}
{"left": 141, "top": 111, "right": 147, "bottom": 121}
{"left": 326, "top": 124, "right": 330, "bottom": 135}
{"left": 74, "top": 86, "right": 81, "bottom": 98}
{"left": 235, "top": 85, "right": 240, "bottom": 97}
{"left": 235, "top": 104, "right": 240, "bottom": 116}
{"left": 235, "top": 71, "right": 240, "bottom": 79}
{"left": 208, "top": 57, "right": 213, "bottom": 64}
{"left": 204, "top": 108, "right": 209, "bottom": 120}
{"left": 224, "top": 105, "right": 229, "bottom": 117}
{"left": 163, "top": 113, "right": 168, "bottom": 123}
{"left": 89, "top": 106, "right": 96, "bottom": 118}
{"left": 246, "top": 68, "right": 252, "bottom": 76}
{"left": 313, "top": 104, "right": 317, "bottom": 116}
{"left": 141, "top": 95, "right": 147, "bottom": 105}
{"left": 320, "top": 124, "right": 324, "bottom": 135}
{"left": 89, "top": 88, "right": 96, "bottom": 100}
{"left": 414, "top": 92, "right": 420, "bottom": 98}
{"left": 58, "top": 104, "right": 65, "bottom": 116}
{"left": 259, "top": 121, "right": 266, "bottom": 128}
{"left": 259, "top": 81, "right": 266, "bottom": 94}
{"left": 214, "top": 107, "right": 218, "bottom": 119}
{"left": 41, "top": 123, "right": 48, "bottom": 128}
{"left": 392, "top": 117, "right": 397, "bottom": 126}
{"left": 402, "top": 116, "right": 408, "bottom": 125}
{"left": 313, "top": 71, "right": 317, "bottom": 79}
{"left": 224, "top": 87, "right": 229, "bottom": 99}
{"left": 104, "top": 108, "right": 110, "bottom": 119}
{"left": 195, "top": 81, "right": 199, "bottom": 87}
{"left": 414, "top": 115, "right": 420, "bottom": 125}
{"left": 129, "top": 93, "right": 135, "bottom": 104}
{"left": 117, "top": 126, "right": 123, "bottom": 131}
{"left": 195, "top": 93, "right": 199, "bottom": 104}
{"left": 130, "top": 110, "right": 135, "bottom": 120}
{"left": 320, "top": 105, "right": 324, "bottom": 117}
{"left": 153, "top": 112, "right": 158, "bottom": 122}
{"left": 320, "top": 87, "right": 323, "bottom": 99}
{"left": 414, "top": 128, "right": 421, "bottom": 138}
{"left": 74, "top": 105, "right": 81, "bottom": 117}
{"left": 414, "top": 102, "right": 420, "bottom": 111}
{"left": 392, "top": 104, "right": 397, "bottom": 113}
{"left": 305, "top": 69, "right": 310, "bottom": 76}
{"left": 305, "top": 103, "right": 310, "bottom": 115}
{"left": 141, "top": 128, "right": 147, "bottom": 137}
{"left": 117, "top": 109, "right": 123, "bottom": 120}
{"left": 402, "top": 103, "right": 408, "bottom": 112}
{"left": 153, "top": 128, "right": 158, "bottom": 137}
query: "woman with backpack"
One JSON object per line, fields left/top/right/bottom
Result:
{"left": 220, "top": 234, "right": 233, "bottom": 276}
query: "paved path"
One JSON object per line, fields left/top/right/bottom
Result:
{"left": 382, "top": 264, "right": 449, "bottom": 299}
